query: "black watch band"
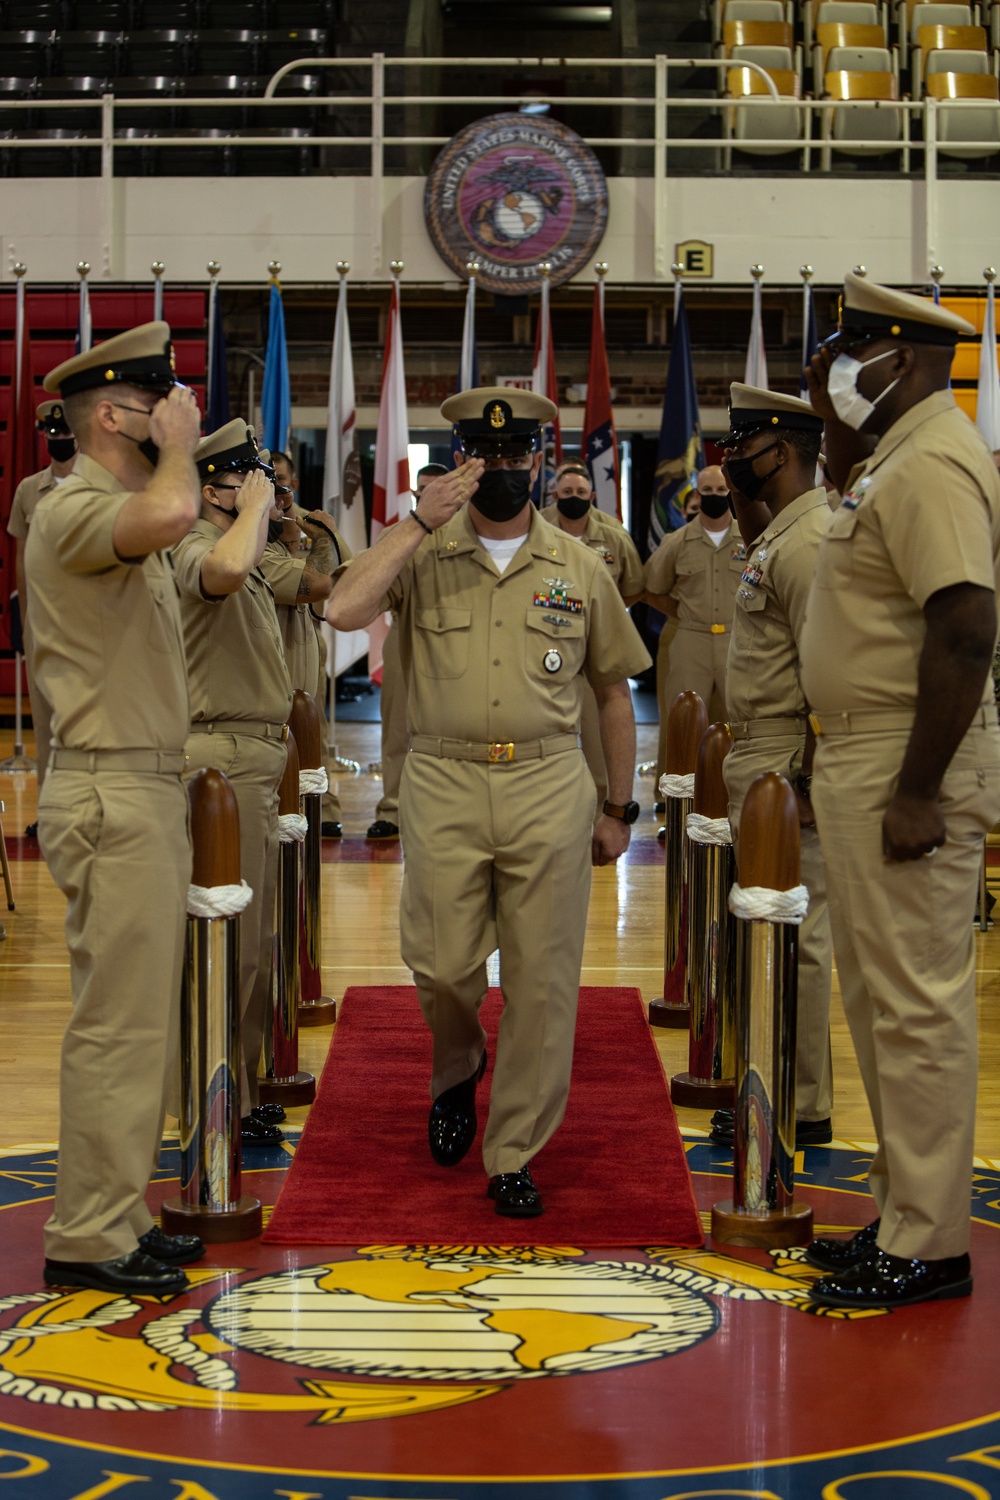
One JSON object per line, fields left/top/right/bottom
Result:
{"left": 603, "top": 799, "right": 640, "bottom": 825}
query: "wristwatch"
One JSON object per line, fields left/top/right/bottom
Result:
{"left": 603, "top": 799, "right": 641, "bottom": 824}
{"left": 794, "top": 772, "right": 813, "bottom": 800}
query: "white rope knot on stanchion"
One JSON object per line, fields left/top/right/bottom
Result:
{"left": 299, "top": 767, "right": 328, "bottom": 797}
{"left": 728, "top": 882, "right": 809, "bottom": 925}
{"left": 186, "top": 879, "right": 253, "bottom": 919}
{"left": 686, "top": 812, "right": 732, "bottom": 846}
{"left": 659, "top": 772, "right": 696, "bottom": 800}
{"left": 279, "top": 812, "right": 309, "bottom": 844}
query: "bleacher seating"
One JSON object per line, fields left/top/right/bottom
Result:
{"left": 813, "top": 20, "right": 891, "bottom": 88}
{"left": 56, "top": 29, "right": 124, "bottom": 75}
{"left": 822, "top": 59, "right": 903, "bottom": 165}
{"left": 927, "top": 66, "right": 1000, "bottom": 155}
{"left": 724, "top": 60, "right": 806, "bottom": 162}
{"left": 0, "top": 32, "right": 55, "bottom": 77}
{"left": 899, "top": 0, "right": 974, "bottom": 63}
{"left": 124, "top": 30, "right": 192, "bottom": 75}
{"left": 911, "top": 21, "right": 988, "bottom": 82}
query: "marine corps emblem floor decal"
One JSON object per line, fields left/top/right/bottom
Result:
{"left": 2, "top": 1135, "right": 1000, "bottom": 1497}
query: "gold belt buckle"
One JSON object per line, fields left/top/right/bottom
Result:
{"left": 808, "top": 712, "right": 822, "bottom": 737}
{"left": 488, "top": 742, "right": 515, "bottom": 763}
{"left": 710, "top": 623, "right": 726, "bottom": 635}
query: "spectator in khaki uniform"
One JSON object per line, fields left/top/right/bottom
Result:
{"left": 541, "top": 460, "right": 645, "bottom": 811}
{"left": 710, "top": 383, "right": 835, "bottom": 1152}
{"left": 7, "top": 400, "right": 78, "bottom": 826}
{"left": 801, "top": 273, "right": 1000, "bottom": 1309}
{"left": 171, "top": 420, "right": 293, "bottom": 1148}
{"left": 28, "top": 322, "right": 203, "bottom": 1297}
{"left": 328, "top": 387, "right": 650, "bottom": 1218}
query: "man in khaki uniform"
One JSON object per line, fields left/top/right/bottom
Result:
{"left": 7, "top": 400, "right": 78, "bottom": 822}
{"left": 172, "top": 420, "right": 293, "bottom": 1147}
{"left": 260, "top": 463, "right": 345, "bottom": 701}
{"left": 801, "top": 274, "right": 1000, "bottom": 1309}
{"left": 645, "top": 467, "right": 745, "bottom": 814}
{"left": 328, "top": 387, "right": 650, "bottom": 1217}
{"left": 541, "top": 460, "right": 645, "bottom": 810}
{"left": 28, "top": 322, "right": 203, "bottom": 1296}
{"left": 713, "top": 384, "right": 835, "bottom": 1148}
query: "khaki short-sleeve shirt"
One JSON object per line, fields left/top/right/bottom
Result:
{"left": 727, "top": 489, "right": 831, "bottom": 724}
{"left": 382, "top": 506, "right": 651, "bottom": 743}
{"left": 258, "top": 540, "right": 320, "bottom": 694}
{"left": 540, "top": 503, "right": 645, "bottom": 600}
{"left": 172, "top": 518, "right": 293, "bottom": 726}
{"left": 643, "top": 519, "right": 746, "bottom": 634}
{"left": 800, "top": 392, "right": 1000, "bottom": 715}
{"left": 24, "top": 453, "right": 189, "bottom": 751}
{"left": 7, "top": 467, "right": 57, "bottom": 542}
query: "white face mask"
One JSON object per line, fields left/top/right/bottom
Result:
{"left": 827, "top": 348, "right": 900, "bottom": 431}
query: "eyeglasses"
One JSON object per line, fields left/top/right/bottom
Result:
{"left": 112, "top": 401, "right": 156, "bottom": 417}
{"left": 210, "top": 484, "right": 243, "bottom": 494}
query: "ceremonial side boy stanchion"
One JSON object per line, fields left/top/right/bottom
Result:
{"left": 649, "top": 691, "right": 708, "bottom": 1029}
{"left": 712, "top": 772, "right": 813, "bottom": 1249}
{"left": 258, "top": 729, "right": 316, "bottom": 1108}
{"left": 289, "top": 688, "right": 336, "bottom": 1026}
{"left": 162, "top": 768, "right": 262, "bottom": 1241}
{"left": 671, "top": 721, "right": 736, "bottom": 1108}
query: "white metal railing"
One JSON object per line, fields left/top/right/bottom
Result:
{"left": 0, "top": 54, "right": 995, "bottom": 277}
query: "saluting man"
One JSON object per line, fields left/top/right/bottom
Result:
{"left": 801, "top": 273, "right": 1000, "bottom": 1309}
{"left": 327, "top": 387, "right": 650, "bottom": 1217}
{"left": 171, "top": 420, "right": 293, "bottom": 1147}
{"left": 28, "top": 322, "right": 203, "bottom": 1296}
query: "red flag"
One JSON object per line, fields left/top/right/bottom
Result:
{"left": 0, "top": 278, "right": 38, "bottom": 649}
{"left": 531, "top": 277, "right": 562, "bottom": 498}
{"left": 370, "top": 275, "right": 410, "bottom": 683}
{"left": 582, "top": 277, "right": 621, "bottom": 519}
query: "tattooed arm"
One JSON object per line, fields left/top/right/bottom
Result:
{"left": 296, "top": 516, "right": 341, "bottom": 603}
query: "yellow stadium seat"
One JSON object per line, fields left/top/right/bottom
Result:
{"left": 813, "top": 20, "right": 891, "bottom": 88}
{"left": 821, "top": 68, "right": 904, "bottom": 166}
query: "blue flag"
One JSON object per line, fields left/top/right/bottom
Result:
{"left": 650, "top": 285, "right": 702, "bottom": 548}
{"left": 206, "top": 276, "right": 230, "bottom": 433}
{"left": 261, "top": 278, "right": 290, "bottom": 455}
{"left": 799, "top": 280, "right": 818, "bottom": 399}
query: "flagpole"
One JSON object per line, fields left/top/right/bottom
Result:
{"left": 800, "top": 265, "right": 813, "bottom": 368}
{"left": 745, "top": 264, "right": 768, "bottom": 391}
{"left": 461, "top": 258, "right": 478, "bottom": 392}
{"left": 76, "top": 261, "right": 92, "bottom": 353}
{"left": 3, "top": 262, "right": 33, "bottom": 773}
{"left": 977, "top": 266, "right": 1000, "bottom": 458}
{"left": 151, "top": 260, "right": 165, "bottom": 323}
{"left": 930, "top": 264, "right": 944, "bottom": 305}
{"left": 326, "top": 257, "right": 362, "bottom": 774}
{"left": 206, "top": 259, "right": 220, "bottom": 429}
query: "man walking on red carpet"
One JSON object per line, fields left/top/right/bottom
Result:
{"left": 327, "top": 387, "right": 649, "bottom": 1217}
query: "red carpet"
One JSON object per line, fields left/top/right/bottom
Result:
{"left": 264, "top": 985, "right": 703, "bottom": 1247}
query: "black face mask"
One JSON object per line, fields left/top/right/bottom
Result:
{"left": 267, "top": 517, "right": 285, "bottom": 544}
{"left": 471, "top": 468, "right": 533, "bottom": 523}
{"left": 46, "top": 436, "right": 76, "bottom": 463}
{"left": 697, "top": 491, "right": 730, "bottom": 520}
{"left": 556, "top": 495, "right": 592, "bottom": 521}
{"left": 725, "top": 442, "right": 780, "bottom": 503}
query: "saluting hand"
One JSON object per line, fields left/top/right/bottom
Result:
{"left": 234, "top": 467, "right": 274, "bottom": 515}
{"left": 413, "top": 459, "right": 485, "bottom": 532}
{"left": 802, "top": 346, "right": 837, "bottom": 426}
{"left": 881, "top": 791, "right": 946, "bottom": 862}
{"left": 149, "top": 385, "right": 201, "bottom": 455}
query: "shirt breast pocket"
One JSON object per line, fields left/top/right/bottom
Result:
{"left": 413, "top": 606, "right": 473, "bottom": 679}
{"left": 524, "top": 609, "right": 586, "bottom": 681}
{"left": 814, "top": 506, "right": 860, "bottom": 590}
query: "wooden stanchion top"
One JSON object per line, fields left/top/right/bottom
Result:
{"left": 188, "top": 767, "right": 240, "bottom": 888}
{"left": 665, "top": 691, "right": 708, "bottom": 776}
{"left": 288, "top": 689, "right": 322, "bottom": 771}
{"left": 694, "top": 721, "right": 733, "bottom": 818}
{"left": 279, "top": 730, "right": 300, "bottom": 816}
{"left": 739, "top": 772, "right": 801, "bottom": 889}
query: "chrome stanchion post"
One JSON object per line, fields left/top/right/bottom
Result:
{"left": 289, "top": 688, "right": 336, "bottom": 1026}
{"left": 162, "top": 768, "right": 262, "bottom": 1241}
{"left": 649, "top": 690, "right": 707, "bottom": 1029}
{"left": 671, "top": 721, "right": 736, "bottom": 1108}
{"left": 712, "top": 772, "right": 814, "bottom": 1249}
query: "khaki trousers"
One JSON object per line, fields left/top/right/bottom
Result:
{"left": 375, "top": 622, "right": 408, "bottom": 821}
{"left": 184, "top": 731, "right": 286, "bottom": 1113}
{"left": 654, "top": 619, "right": 677, "bottom": 785}
{"left": 399, "top": 748, "right": 595, "bottom": 1176}
{"left": 812, "top": 723, "right": 1000, "bottom": 1259}
{"left": 725, "top": 738, "right": 834, "bottom": 1121}
{"left": 39, "top": 769, "right": 190, "bottom": 1261}
{"left": 657, "top": 624, "right": 727, "bottom": 782}
{"left": 313, "top": 628, "right": 343, "bottom": 824}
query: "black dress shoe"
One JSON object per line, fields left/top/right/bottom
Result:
{"left": 252, "top": 1102, "right": 286, "bottom": 1123}
{"left": 795, "top": 1116, "right": 833, "bottom": 1147}
{"left": 44, "top": 1250, "right": 189, "bottom": 1295}
{"left": 654, "top": 801, "right": 665, "bottom": 815}
{"left": 138, "top": 1225, "right": 205, "bottom": 1265}
{"left": 320, "top": 821, "right": 343, "bottom": 838}
{"left": 428, "top": 1049, "right": 487, "bottom": 1166}
{"left": 241, "top": 1114, "right": 283, "bottom": 1146}
{"left": 709, "top": 1108, "right": 735, "bottom": 1146}
{"left": 24, "top": 821, "right": 38, "bottom": 839}
{"left": 805, "top": 1218, "right": 881, "bottom": 1272}
{"left": 657, "top": 826, "right": 666, "bottom": 842}
{"left": 488, "top": 1165, "right": 544, "bottom": 1217}
{"left": 809, "top": 1247, "right": 972, "bottom": 1308}
{"left": 366, "top": 819, "right": 400, "bottom": 839}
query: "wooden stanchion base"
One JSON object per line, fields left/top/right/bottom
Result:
{"left": 258, "top": 1071, "right": 316, "bottom": 1107}
{"left": 670, "top": 1073, "right": 735, "bottom": 1109}
{"left": 160, "top": 1194, "right": 262, "bottom": 1243}
{"left": 648, "top": 997, "right": 689, "bottom": 1029}
{"left": 710, "top": 1198, "right": 814, "bottom": 1249}
{"left": 298, "top": 995, "right": 337, "bottom": 1027}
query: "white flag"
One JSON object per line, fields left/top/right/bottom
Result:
{"left": 324, "top": 273, "right": 368, "bottom": 678}
{"left": 77, "top": 275, "right": 92, "bottom": 354}
{"left": 745, "top": 275, "right": 768, "bottom": 389}
{"left": 977, "top": 280, "right": 1000, "bottom": 453}
{"left": 369, "top": 274, "right": 410, "bottom": 681}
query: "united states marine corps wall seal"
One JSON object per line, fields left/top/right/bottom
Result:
{"left": 423, "top": 113, "right": 610, "bottom": 295}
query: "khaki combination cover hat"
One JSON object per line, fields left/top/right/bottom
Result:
{"left": 43, "top": 320, "right": 177, "bottom": 397}
{"left": 727, "top": 383, "right": 824, "bottom": 441}
{"left": 837, "top": 271, "right": 974, "bottom": 346}
{"left": 35, "top": 399, "right": 71, "bottom": 434}
{"left": 442, "top": 385, "right": 558, "bottom": 449}
{"left": 195, "top": 418, "right": 262, "bottom": 480}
